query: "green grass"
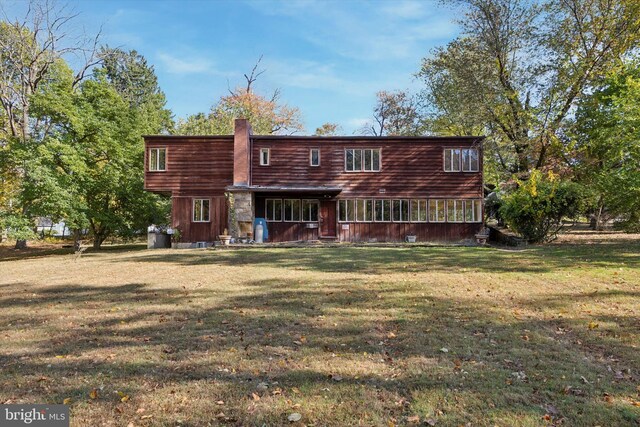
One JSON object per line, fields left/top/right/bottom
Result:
{"left": 1, "top": 237, "right": 639, "bottom": 426}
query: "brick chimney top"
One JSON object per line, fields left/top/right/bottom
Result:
{"left": 233, "top": 119, "right": 252, "bottom": 186}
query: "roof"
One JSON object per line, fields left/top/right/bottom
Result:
{"left": 143, "top": 134, "right": 484, "bottom": 143}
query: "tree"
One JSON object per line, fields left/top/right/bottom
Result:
{"left": 499, "top": 170, "right": 591, "bottom": 243}
{"left": 0, "top": 0, "right": 100, "bottom": 248}
{"left": 66, "top": 49, "right": 172, "bottom": 248}
{"left": 314, "top": 122, "right": 342, "bottom": 136}
{"left": 418, "top": 0, "right": 640, "bottom": 180}
{"left": 361, "top": 90, "right": 421, "bottom": 136}
{"left": 572, "top": 57, "right": 640, "bottom": 231}
{"left": 177, "top": 58, "right": 304, "bottom": 135}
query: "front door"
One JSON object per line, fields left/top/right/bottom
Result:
{"left": 319, "top": 200, "right": 337, "bottom": 237}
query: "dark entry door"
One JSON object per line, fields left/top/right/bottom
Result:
{"left": 319, "top": 200, "right": 337, "bottom": 237}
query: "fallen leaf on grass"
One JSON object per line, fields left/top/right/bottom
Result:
{"left": 140, "top": 415, "right": 153, "bottom": 420}
{"left": 406, "top": 415, "right": 420, "bottom": 424}
{"left": 288, "top": 412, "right": 302, "bottom": 422}
{"left": 387, "top": 332, "right": 397, "bottom": 339}
{"left": 588, "top": 321, "right": 599, "bottom": 330}
{"left": 117, "top": 391, "right": 130, "bottom": 403}
{"left": 215, "top": 400, "right": 224, "bottom": 405}
{"left": 63, "top": 398, "right": 72, "bottom": 405}
{"left": 251, "top": 393, "right": 261, "bottom": 401}
{"left": 89, "top": 389, "right": 98, "bottom": 400}
{"left": 425, "top": 418, "right": 437, "bottom": 426}
{"left": 440, "top": 348, "right": 448, "bottom": 353}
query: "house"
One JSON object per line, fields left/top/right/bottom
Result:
{"left": 144, "top": 119, "right": 484, "bottom": 245}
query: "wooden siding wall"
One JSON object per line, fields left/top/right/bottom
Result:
{"left": 172, "top": 196, "right": 227, "bottom": 242}
{"left": 144, "top": 137, "right": 234, "bottom": 196}
{"left": 250, "top": 138, "right": 483, "bottom": 199}
{"left": 337, "top": 222, "right": 480, "bottom": 243}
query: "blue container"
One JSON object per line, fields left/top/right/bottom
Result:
{"left": 254, "top": 218, "right": 268, "bottom": 241}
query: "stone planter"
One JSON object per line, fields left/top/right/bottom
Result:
{"left": 219, "top": 235, "right": 232, "bottom": 245}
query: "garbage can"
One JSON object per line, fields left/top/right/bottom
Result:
{"left": 253, "top": 218, "right": 268, "bottom": 243}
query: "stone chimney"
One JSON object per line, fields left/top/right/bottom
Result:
{"left": 233, "top": 118, "right": 251, "bottom": 187}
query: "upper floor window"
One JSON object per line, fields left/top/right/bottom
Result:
{"left": 444, "top": 148, "right": 479, "bottom": 172}
{"left": 310, "top": 148, "right": 320, "bottom": 166}
{"left": 149, "top": 148, "right": 166, "bottom": 171}
{"left": 260, "top": 148, "right": 270, "bottom": 166}
{"left": 193, "top": 199, "right": 210, "bottom": 222}
{"left": 345, "top": 148, "right": 381, "bottom": 172}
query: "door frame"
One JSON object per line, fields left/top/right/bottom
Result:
{"left": 319, "top": 199, "right": 337, "bottom": 238}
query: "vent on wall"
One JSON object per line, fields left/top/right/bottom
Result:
{"left": 196, "top": 242, "right": 206, "bottom": 248}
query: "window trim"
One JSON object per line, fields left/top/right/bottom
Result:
{"left": 410, "top": 199, "right": 428, "bottom": 223}
{"left": 309, "top": 148, "right": 320, "bottom": 167}
{"left": 148, "top": 147, "right": 167, "bottom": 172}
{"left": 283, "top": 199, "right": 301, "bottom": 222}
{"left": 265, "top": 198, "right": 282, "bottom": 222}
{"left": 447, "top": 199, "right": 465, "bottom": 223}
{"left": 429, "top": 199, "right": 446, "bottom": 223}
{"left": 192, "top": 198, "right": 210, "bottom": 223}
{"left": 443, "top": 147, "right": 479, "bottom": 173}
{"left": 344, "top": 148, "right": 381, "bottom": 172}
{"left": 259, "top": 148, "right": 270, "bottom": 166}
{"left": 464, "top": 199, "right": 483, "bottom": 223}
{"left": 302, "top": 199, "right": 320, "bottom": 222}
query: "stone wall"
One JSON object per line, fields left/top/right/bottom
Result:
{"left": 229, "top": 191, "right": 253, "bottom": 237}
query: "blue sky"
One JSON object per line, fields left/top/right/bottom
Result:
{"left": 7, "top": 0, "right": 460, "bottom": 134}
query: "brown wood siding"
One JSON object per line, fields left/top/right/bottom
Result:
{"left": 337, "top": 222, "right": 481, "bottom": 243}
{"left": 171, "top": 196, "right": 227, "bottom": 242}
{"left": 266, "top": 223, "right": 320, "bottom": 242}
{"left": 144, "top": 137, "right": 234, "bottom": 196}
{"left": 251, "top": 138, "right": 483, "bottom": 199}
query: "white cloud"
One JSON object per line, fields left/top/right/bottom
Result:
{"left": 346, "top": 117, "right": 371, "bottom": 128}
{"left": 156, "top": 52, "right": 215, "bottom": 74}
{"left": 246, "top": 0, "right": 458, "bottom": 62}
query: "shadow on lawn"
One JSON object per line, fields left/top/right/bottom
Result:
{"left": 1, "top": 276, "right": 638, "bottom": 425}
{"left": 122, "top": 241, "right": 640, "bottom": 274}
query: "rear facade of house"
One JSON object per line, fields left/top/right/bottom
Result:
{"left": 144, "top": 119, "right": 484, "bottom": 244}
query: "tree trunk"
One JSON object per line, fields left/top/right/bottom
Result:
{"left": 15, "top": 239, "right": 27, "bottom": 250}
{"left": 93, "top": 236, "right": 104, "bottom": 249}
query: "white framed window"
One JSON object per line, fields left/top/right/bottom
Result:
{"left": 284, "top": 199, "right": 301, "bottom": 222}
{"left": 310, "top": 148, "right": 320, "bottom": 166}
{"left": 149, "top": 148, "right": 166, "bottom": 171}
{"left": 192, "top": 199, "right": 210, "bottom": 222}
{"left": 338, "top": 199, "right": 356, "bottom": 222}
{"left": 355, "top": 199, "right": 373, "bottom": 222}
{"left": 260, "top": 148, "right": 270, "bottom": 166}
{"left": 374, "top": 199, "right": 391, "bottom": 222}
{"left": 265, "top": 198, "right": 282, "bottom": 221}
{"left": 429, "top": 199, "right": 446, "bottom": 222}
{"left": 465, "top": 200, "right": 483, "bottom": 223}
{"left": 345, "top": 148, "right": 381, "bottom": 172}
{"left": 392, "top": 199, "right": 410, "bottom": 222}
{"left": 444, "top": 148, "right": 479, "bottom": 172}
{"left": 462, "top": 149, "right": 479, "bottom": 172}
{"left": 410, "top": 200, "right": 427, "bottom": 222}
{"left": 447, "top": 200, "right": 465, "bottom": 222}
{"left": 302, "top": 200, "right": 319, "bottom": 222}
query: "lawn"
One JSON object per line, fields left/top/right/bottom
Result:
{"left": 1, "top": 235, "right": 639, "bottom": 426}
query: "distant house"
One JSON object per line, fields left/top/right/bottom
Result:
{"left": 143, "top": 119, "right": 484, "bottom": 244}
{"left": 36, "top": 218, "right": 70, "bottom": 238}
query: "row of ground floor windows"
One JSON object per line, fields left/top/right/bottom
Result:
{"left": 338, "top": 199, "right": 482, "bottom": 223}
{"left": 262, "top": 198, "right": 483, "bottom": 223}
